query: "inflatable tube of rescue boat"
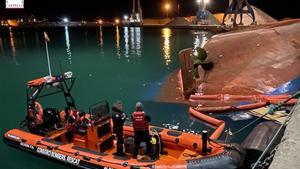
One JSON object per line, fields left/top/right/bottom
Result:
{"left": 187, "top": 144, "right": 245, "bottom": 169}
{"left": 4, "top": 128, "right": 245, "bottom": 169}
{"left": 123, "top": 125, "right": 208, "bottom": 151}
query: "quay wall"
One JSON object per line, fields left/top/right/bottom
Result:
{"left": 269, "top": 101, "right": 300, "bottom": 169}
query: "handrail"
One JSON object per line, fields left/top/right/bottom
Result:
{"left": 251, "top": 97, "right": 300, "bottom": 168}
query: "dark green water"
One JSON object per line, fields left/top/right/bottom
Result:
{"left": 0, "top": 26, "right": 259, "bottom": 168}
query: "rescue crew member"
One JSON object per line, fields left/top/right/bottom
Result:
{"left": 150, "top": 135, "right": 158, "bottom": 160}
{"left": 131, "top": 102, "right": 151, "bottom": 158}
{"left": 112, "top": 101, "right": 126, "bottom": 156}
{"left": 64, "top": 110, "right": 79, "bottom": 141}
{"left": 66, "top": 110, "right": 79, "bottom": 133}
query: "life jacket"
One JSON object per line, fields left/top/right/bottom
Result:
{"left": 34, "top": 102, "right": 43, "bottom": 125}
{"left": 132, "top": 111, "right": 149, "bottom": 132}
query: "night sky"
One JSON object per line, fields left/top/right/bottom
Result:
{"left": 0, "top": 0, "right": 299, "bottom": 21}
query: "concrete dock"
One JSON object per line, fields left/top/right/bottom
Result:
{"left": 269, "top": 101, "right": 300, "bottom": 169}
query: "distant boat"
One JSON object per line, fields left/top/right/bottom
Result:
{"left": 122, "top": 0, "right": 143, "bottom": 27}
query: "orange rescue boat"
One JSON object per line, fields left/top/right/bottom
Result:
{"left": 3, "top": 73, "right": 244, "bottom": 169}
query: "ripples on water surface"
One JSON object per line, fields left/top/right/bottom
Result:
{"left": 0, "top": 26, "right": 259, "bottom": 168}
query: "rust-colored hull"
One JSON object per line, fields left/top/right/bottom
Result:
{"left": 157, "top": 19, "right": 300, "bottom": 111}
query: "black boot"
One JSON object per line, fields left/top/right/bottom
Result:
{"left": 113, "top": 141, "right": 126, "bottom": 156}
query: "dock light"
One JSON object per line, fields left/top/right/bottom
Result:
{"left": 98, "top": 19, "right": 103, "bottom": 24}
{"left": 165, "top": 3, "right": 170, "bottom": 10}
{"left": 165, "top": 3, "right": 171, "bottom": 18}
{"left": 115, "top": 19, "right": 120, "bottom": 24}
{"left": 197, "top": 0, "right": 209, "bottom": 4}
{"left": 123, "top": 15, "right": 129, "bottom": 20}
{"left": 196, "top": 0, "right": 209, "bottom": 13}
{"left": 63, "top": 18, "right": 69, "bottom": 23}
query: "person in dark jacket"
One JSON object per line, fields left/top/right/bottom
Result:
{"left": 112, "top": 101, "right": 126, "bottom": 156}
{"left": 131, "top": 102, "right": 151, "bottom": 158}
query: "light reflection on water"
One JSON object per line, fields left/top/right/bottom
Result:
{"left": 99, "top": 26, "right": 104, "bottom": 46}
{"left": 9, "top": 31, "right": 16, "bottom": 57}
{"left": 162, "top": 28, "right": 171, "bottom": 66}
{"left": 130, "top": 27, "right": 135, "bottom": 57}
{"left": 115, "top": 26, "right": 120, "bottom": 58}
{"left": 98, "top": 26, "right": 104, "bottom": 56}
{"left": 9, "top": 29, "right": 19, "bottom": 65}
{"left": 120, "top": 27, "right": 142, "bottom": 61}
{"left": 123, "top": 27, "right": 129, "bottom": 58}
{"left": 0, "top": 28, "right": 213, "bottom": 71}
{"left": 193, "top": 31, "right": 209, "bottom": 49}
{"left": 22, "top": 31, "right": 27, "bottom": 49}
{"left": 129, "top": 27, "right": 141, "bottom": 58}
{"left": 135, "top": 27, "right": 141, "bottom": 57}
{"left": 35, "top": 31, "right": 40, "bottom": 48}
{"left": 64, "top": 26, "right": 72, "bottom": 64}
{"left": 0, "top": 35, "right": 3, "bottom": 53}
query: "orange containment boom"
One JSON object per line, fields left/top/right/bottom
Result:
{"left": 177, "top": 70, "right": 298, "bottom": 112}
{"left": 189, "top": 94, "right": 297, "bottom": 112}
{"left": 189, "top": 107, "right": 225, "bottom": 140}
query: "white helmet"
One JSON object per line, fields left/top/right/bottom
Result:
{"left": 135, "top": 102, "right": 143, "bottom": 110}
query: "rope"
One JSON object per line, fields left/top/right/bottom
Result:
{"left": 230, "top": 90, "right": 300, "bottom": 136}
{"left": 182, "top": 152, "right": 200, "bottom": 158}
{"left": 251, "top": 96, "right": 300, "bottom": 169}
{"left": 208, "top": 138, "right": 224, "bottom": 148}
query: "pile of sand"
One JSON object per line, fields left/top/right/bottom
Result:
{"left": 171, "top": 10, "right": 221, "bottom": 26}
{"left": 206, "top": 11, "right": 221, "bottom": 25}
{"left": 165, "top": 17, "right": 191, "bottom": 26}
{"left": 225, "top": 5, "right": 277, "bottom": 25}
{"left": 143, "top": 18, "right": 171, "bottom": 25}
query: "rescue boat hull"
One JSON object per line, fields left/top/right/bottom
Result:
{"left": 3, "top": 128, "right": 244, "bottom": 169}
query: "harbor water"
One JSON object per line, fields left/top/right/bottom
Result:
{"left": 0, "top": 26, "right": 260, "bottom": 168}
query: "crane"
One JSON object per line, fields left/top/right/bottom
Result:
{"left": 222, "top": 0, "right": 255, "bottom": 25}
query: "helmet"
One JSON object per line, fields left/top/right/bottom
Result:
{"left": 113, "top": 100, "right": 123, "bottom": 111}
{"left": 135, "top": 102, "right": 143, "bottom": 111}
